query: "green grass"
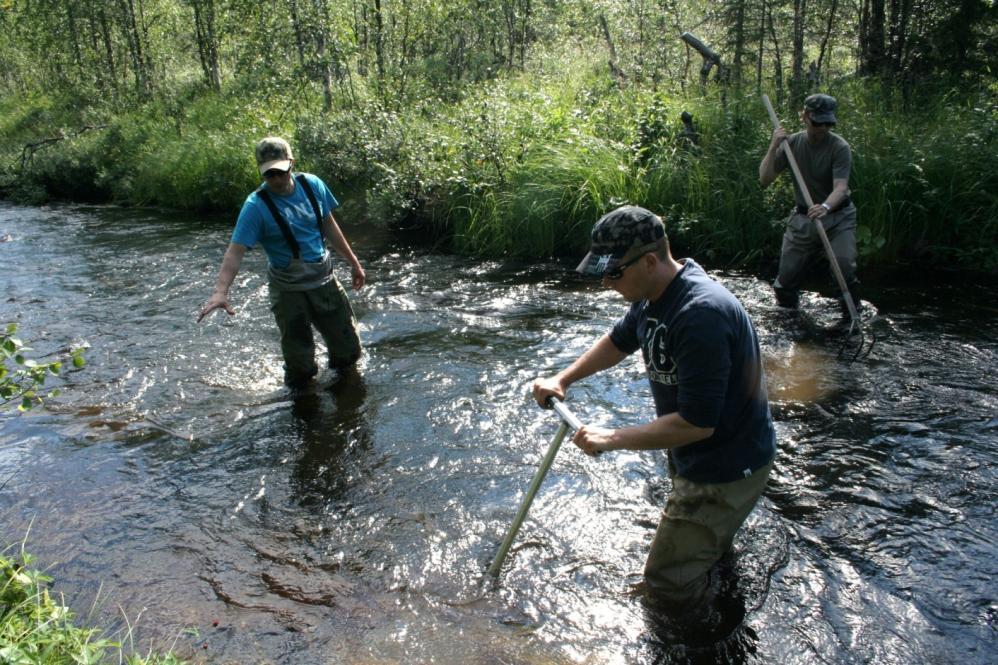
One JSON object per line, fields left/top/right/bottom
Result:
{"left": 1, "top": 543, "right": 191, "bottom": 665}
{"left": 1, "top": 64, "right": 995, "bottom": 272}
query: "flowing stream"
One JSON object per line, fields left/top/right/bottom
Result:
{"left": 1, "top": 201, "right": 995, "bottom": 664}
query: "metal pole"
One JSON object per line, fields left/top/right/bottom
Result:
{"left": 486, "top": 399, "right": 585, "bottom": 579}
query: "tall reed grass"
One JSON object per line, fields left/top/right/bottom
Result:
{"left": 1, "top": 69, "right": 994, "bottom": 271}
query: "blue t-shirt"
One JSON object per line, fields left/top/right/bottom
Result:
{"left": 231, "top": 172, "right": 339, "bottom": 269}
{"left": 609, "top": 259, "right": 776, "bottom": 483}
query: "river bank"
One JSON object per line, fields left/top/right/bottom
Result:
{"left": 2, "top": 76, "right": 996, "bottom": 274}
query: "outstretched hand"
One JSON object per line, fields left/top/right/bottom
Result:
{"left": 197, "top": 293, "right": 235, "bottom": 322}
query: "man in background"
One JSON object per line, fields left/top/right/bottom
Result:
{"left": 759, "top": 93, "right": 861, "bottom": 323}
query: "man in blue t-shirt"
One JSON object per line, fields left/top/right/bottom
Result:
{"left": 532, "top": 205, "right": 776, "bottom": 606}
{"left": 198, "top": 137, "right": 366, "bottom": 388}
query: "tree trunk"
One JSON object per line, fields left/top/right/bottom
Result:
{"left": 887, "top": 0, "right": 913, "bottom": 76}
{"left": 118, "top": 0, "right": 150, "bottom": 94}
{"left": 206, "top": 0, "right": 222, "bottom": 91}
{"left": 314, "top": 0, "right": 335, "bottom": 111}
{"left": 191, "top": 1, "right": 222, "bottom": 91}
{"left": 520, "top": 0, "right": 531, "bottom": 69}
{"left": 767, "top": 3, "right": 785, "bottom": 105}
{"left": 289, "top": 0, "right": 307, "bottom": 70}
{"left": 63, "top": 0, "right": 84, "bottom": 79}
{"left": 816, "top": 0, "right": 839, "bottom": 78}
{"left": 860, "top": 0, "right": 886, "bottom": 75}
{"left": 373, "top": 0, "right": 385, "bottom": 79}
{"left": 790, "top": 0, "right": 807, "bottom": 104}
{"left": 756, "top": 0, "right": 766, "bottom": 90}
{"left": 98, "top": 6, "right": 118, "bottom": 91}
{"left": 731, "top": 0, "right": 746, "bottom": 84}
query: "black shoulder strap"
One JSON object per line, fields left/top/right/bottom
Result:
{"left": 295, "top": 174, "right": 326, "bottom": 241}
{"left": 256, "top": 187, "right": 300, "bottom": 258}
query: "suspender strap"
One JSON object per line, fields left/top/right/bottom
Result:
{"left": 256, "top": 188, "right": 300, "bottom": 258}
{"left": 295, "top": 174, "right": 325, "bottom": 240}
{"left": 256, "top": 174, "right": 326, "bottom": 259}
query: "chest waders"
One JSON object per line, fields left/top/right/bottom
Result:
{"left": 257, "top": 175, "right": 360, "bottom": 385}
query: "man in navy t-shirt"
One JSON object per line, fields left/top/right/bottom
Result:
{"left": 532, "top": 205, "right": 776, "bottom": 605}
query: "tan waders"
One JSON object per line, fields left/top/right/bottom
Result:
{"left": 643, "top": 461, "right": 773, "bottom": 605}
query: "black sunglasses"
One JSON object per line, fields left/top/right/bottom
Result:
{"left": 263, "top": 165, "right": 292, "bottom": 179}
{"left": 604, "top": 251, "right": 651, "bottom": 280}
{"left": 809, "top": 118, "right": 835, "bottom": 128}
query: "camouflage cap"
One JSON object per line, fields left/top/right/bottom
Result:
{"left": 576, "top": 206, "right": 666, "bottom": 278}
{"left": 803, "top": 94, "right": 837, "bottom": 124}
{"left": 255, "top": 137, "right": 294, "bottom": 175}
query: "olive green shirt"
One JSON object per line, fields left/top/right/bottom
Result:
{"left": 774, "top": 131, "right": 852, "bottom": 207}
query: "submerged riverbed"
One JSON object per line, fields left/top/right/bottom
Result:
{"left": 1, "top": 201, "right": 995, "bottom": 663}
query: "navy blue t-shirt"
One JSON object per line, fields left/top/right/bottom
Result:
{"left": 609, "top": 259, "right": 776, "bottom": 483}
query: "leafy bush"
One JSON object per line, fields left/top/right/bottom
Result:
{"left": 0, "top": 59, "right": 995, "bottom": 271}
{"left": 1, "top": 323, "right": 84, "bottom": 412}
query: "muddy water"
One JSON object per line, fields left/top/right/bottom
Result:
{"left": 1, "top": 201, "right": 995, "bottom": 663}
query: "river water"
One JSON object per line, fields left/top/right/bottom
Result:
{"left": 1, "top": 201, "right": 995, "bottom": 664}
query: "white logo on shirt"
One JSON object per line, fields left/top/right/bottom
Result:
{"left": 644, "top": 319, "right": 677, "bottom": 385}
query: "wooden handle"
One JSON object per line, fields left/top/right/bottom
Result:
{"left": 762, "top": 94, "right": 814, "bottom": 207}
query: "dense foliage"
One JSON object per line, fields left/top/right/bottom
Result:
{"left": 0, "top": 1, "right": 995, "bottom": 270}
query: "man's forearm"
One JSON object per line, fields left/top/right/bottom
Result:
{"left": 212, "top": 244, "right": 246, "bottom": 295}
{"left": 323, "top": 214, "right": 361, "bottom": 269}
{"left": 556, "top": 334, "right": 628, "bottom": 389}
{"left": 609, "top": 411, "right": 714, "bottom": 451}
{"left": 822, "top": 179, "right": 850, "bottom": 210}
{"left": 759, "top": 150, "right": 779, "bottom": 186}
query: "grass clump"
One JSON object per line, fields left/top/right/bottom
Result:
{"left": 1, "top": 545, "right": 189, "bottom": 665}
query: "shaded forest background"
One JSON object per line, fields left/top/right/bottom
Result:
{"left": 0, "top": 0, "right": 995, "bottom": 270}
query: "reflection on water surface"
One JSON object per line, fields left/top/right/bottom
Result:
{"left": 1, "top": 202, "right": 995, "bottom": 663}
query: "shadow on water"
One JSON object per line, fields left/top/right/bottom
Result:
{"left": 1, "top": 202, "right": 996, "bottom": 663}
{"left": 288, "top": 370, "right": 372, "bottom": 508}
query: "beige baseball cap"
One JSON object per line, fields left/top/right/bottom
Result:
{"left": 255, "top": 137, "right": 294, "bottom": 175}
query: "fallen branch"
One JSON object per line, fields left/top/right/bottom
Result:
{"left": 16, "top": 124, "right": 108, "bottom": 173}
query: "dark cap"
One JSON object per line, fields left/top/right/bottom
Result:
{"left": 804, "top": 94, "right": 837, "bottom": 124}
{"left": 576, "top": 206, "right": 666, "bottom": 278}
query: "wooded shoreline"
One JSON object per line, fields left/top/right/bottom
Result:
{"left": 1, "top": 2, "right": 995, "bottom": 271}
